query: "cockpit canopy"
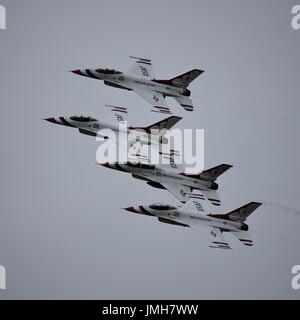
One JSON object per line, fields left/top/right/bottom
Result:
{"left": 149, "top": 203, "right": 177, "bottom": 211}
{"left": 95, "top": 68, "right": 122, "bottom": 75}
{"left": 70, "top": 115, "right": 97, "bottom": 122}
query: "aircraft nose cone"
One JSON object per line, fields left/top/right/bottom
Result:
{"left": 71, "top": 69, "right": 82, "bottom": 75}
{"left": 44, "top": 117, "right": 58, "bottom": 124}
{"left": 99, "top": 162, "right": 110, "bottom": 168}
{"left": 123, "top": 207, "right": 138, "bottom": 213}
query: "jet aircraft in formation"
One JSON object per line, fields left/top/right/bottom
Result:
{"left": 45, "top": 105, "right": 182, "bottom": 147}
{"left": 71, "top": 56, "right": 203, "bottom": 114}
{"left": 45, "top": 56, "right": 262, "bottom": 249}
{"left": 124, "top": 191, "right": 262, "bottom": 249}
{"left": 100, "top": 161, "right": 231, "bottom": 206}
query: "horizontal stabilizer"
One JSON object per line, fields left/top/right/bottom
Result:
{"left": 172, "top": 96, "right": 193, "bottom": 112}
{"left": 201, "top": 189, "right": 221, "bottom": 207}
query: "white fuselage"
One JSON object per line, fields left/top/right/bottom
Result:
{"left": 48, "top": 117, "right": 163, "bottom": 145}
{"left": 129, "top": 205, "right": 242, "bottom": 232}
{"left": 108, "top": 73, "right": 184, "bottom": 97}
{"left": 80, "top": 69, "right": 186, "bottom": 97}
{"left": 104, "top": 162, "right": 215, "bottom": 191}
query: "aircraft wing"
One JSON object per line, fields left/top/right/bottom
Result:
{"left": 182, "top": 190, "right": 212, "bottom": 213}
{"left": 186, "top": 223, "right": 231, "bottom": 250}
{"left": 159, "top": 182, "right": 191, "bottom": 203}
{"left": 191, "top": 224, "right": 231, "bottom": 249}
{"left": 134, "top": 89, "right": 171, "bottom": 114}
{"left": 128, "top": 56, "right": 155, "bottom": 79}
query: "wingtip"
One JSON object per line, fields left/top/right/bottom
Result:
{"left": 209, "top": 245, "right": 232, "bottom": 250}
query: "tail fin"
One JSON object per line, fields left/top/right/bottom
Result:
{"left": 200, "top": 164, "right": 232, "bottom": 181}
{"left": 182, "top": 164, "right": 232, "bottom": 182}
{"left": 224, "top": 202, "right": 262, "bottom": 223}
{"left": 170, "top": 69, "right": 204, "bottom": 88}
{"left": 146, "top": 116, "right": 182, "bottom": 131}
{"left": 131, "top": 116, "right": 182, "bottom": 133}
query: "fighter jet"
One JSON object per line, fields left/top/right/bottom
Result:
{"left": 71, "top": 56, "right": 204, "bottom": 114}
{"left": 99, "top": 160, "right": 232, "bottom": 205}
{"left": 124, "top": 191, "right": 262, "bottom": 249}
{"left": 44, "top": 105, "right": 182, "bottom": 146}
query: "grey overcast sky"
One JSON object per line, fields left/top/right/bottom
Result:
{"left": 0, "top": 0, "right": 299, "bottom": 299}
